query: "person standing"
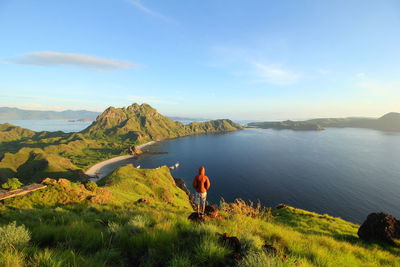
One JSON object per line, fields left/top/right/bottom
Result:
{"left": 192, "top": 166, "right": 211, "bottom": 216}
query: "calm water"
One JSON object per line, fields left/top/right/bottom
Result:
{"left": 129, "top": 128, "right": 400, "bottom": 224}
{"left": 3, "top": 119, "right": 399, "bottom": 223}
{"left": 0, "top": 120, "right": 92, "bottom": 132}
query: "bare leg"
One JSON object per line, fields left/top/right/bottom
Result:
{"left": 202, "top": 203, "right": 206, "bottom": 215}
{"left": 197, "top": 204, "right": 200, "bottom": 215}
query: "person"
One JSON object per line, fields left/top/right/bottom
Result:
{"left": 192, "top": 166, "right": 211, "bottom": 216}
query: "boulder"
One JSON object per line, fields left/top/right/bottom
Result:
{"left": 188, "top": 212, "right": 205, "bottom": 223}
{"left": 263, "top": 244, "right": 278, "bottom": 255}
{"left": 358, "top": 212, "right": 400, "bottom": 244}
{"left": 204, "top": 205, "right": 219, "bottom": 218}
{"left": 129, "top": 146, "right": 143, "bottom": 155}
{"left": 58, "top": 178, "right": 71, "bottom": 186}
{"left": 263, "top": 244, "right": 286, "bottom": 261}
{"left": 136, "top": 198, "right": 150, "bottom": 204}
{"left": 41, "top": 178, "right": 57, "bottom": 185}
{"left": 275, "top": 203, "right": 287, "bottom": 209}
{"left": 217, "top": 233, "right": 241, "bottom": 253}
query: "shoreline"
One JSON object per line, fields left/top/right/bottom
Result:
{"left": 85, "top": 140, "right": 157, "bottom": 181}
{"left": 84, "top": 129, "right": 242, "bottom": 182}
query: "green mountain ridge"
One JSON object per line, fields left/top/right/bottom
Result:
{"left": 0, "top": 103, "right": 243, "bottom": 184}
{"left": 83, "top": 103, "right": 243, "bottom": 143}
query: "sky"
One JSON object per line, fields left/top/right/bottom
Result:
{"left": 0, "top": 0, "right": 399, "bottom": 120}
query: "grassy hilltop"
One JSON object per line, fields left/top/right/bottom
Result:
{"left": 0, "top": 104, "right": 398, "bottom": 266}
{"left": 0, "top": 166, "right": 399, "bottom": 266}
{"left": 0, "top": 103, "right": 242, "bottom": 184}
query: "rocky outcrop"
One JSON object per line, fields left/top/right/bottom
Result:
{"left": 217, "top": 233, "right": 242, "bottom": 260}
{"left": 357, "top": 212, "right": 400, "bottom": 244}
{"left": 263, "top": 244, "right": 286, "bottom": 261}
{"left": 204, "top": 205, "right": 219, "bottom": 218}
{"left": 129, "top": 146, "right": 143, "bottom": 156}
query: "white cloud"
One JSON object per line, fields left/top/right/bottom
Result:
{"left": 127, "top": 0, "right": 173, "bottom": 22}
{"left": 7, "top": 51, "right": 135, "bottom": 71}
{"left": 128, "top": 95, "right": 178, "bottom": 105}
{"left": 252, "top": 62, "right": 300, "bottom": 85}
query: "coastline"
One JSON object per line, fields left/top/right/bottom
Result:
{"left": 85, "top": 129, "right": 242, "bottom": 182}
{"left": 85, "top": 140, "right": 157, "bottom": 181}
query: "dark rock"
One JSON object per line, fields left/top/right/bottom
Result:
{"left": 129, "top": 146, "right": 143, "bottom": 155}
{"left": 358, "top": 212, "right": 400, "bottom": 244}
{"left": 263, "top": 244, "right": 278, "bottom": 255}
{"left": 188, "top": 212, "right": 205, "bottom": 223}
{"left": 205, "top": 205, "right": 219, "bottom": 218}
{"left": 276, "top": 203, "right": 287, "bottom": 209}
{"left": 217, "top": 233, "right": 241, "bottom": 253}
{"left": 173, "top": 178, "right": 190, "bottom": 196}
{"left": 263, "top": 244, "right": 287, "bottom": 261}
{"left": 136, "top": 198, "right": 150, "bottom": 204}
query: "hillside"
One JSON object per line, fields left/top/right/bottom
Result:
{"left": 0, "top": 103, "right": 243, "bottom": 185}
{"left": 0, "top": 123, "right": 36, "bottom": 142}
{"left": 0, "top": 147, "right": 85, "bottom": 184}
{"left": 0, "top": 167, "right": 398, "bottom": 266}
{"left": 250, "top": 112, "right": 400, "bottom": 132}
{"left": 82, "top": 103, "right": 243, "bottom": 143}
{"left": 0, "top": 107, "right": 99, "bottom": 120}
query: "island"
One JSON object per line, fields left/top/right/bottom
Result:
{"left": 248, "top": 112, "right": 400, "bottom": 132}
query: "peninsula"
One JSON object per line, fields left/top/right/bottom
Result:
{"left": 248, "top": 112, "right": 400, "bottom": 132}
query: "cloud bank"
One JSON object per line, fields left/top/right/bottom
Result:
{"left": 7, "top": 51, "right": 134, "bottom": 71}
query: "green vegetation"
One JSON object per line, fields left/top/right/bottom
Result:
{"left": 0, "top": 167, "right": 398, "bottom": 266}
{"left": 0, "top": 103, "right": 243, "bottom": 185}
{"left": 1, "top": 104, "right": 398, "bottom": 265}
{"left": 0, "top": 123, "right": 35, "bottom": 142}
{"left": 82, "top": 103, "right": 243, "bottom": 143}
{"left": 1, "top": 178, "right": 23, "bottom": 190}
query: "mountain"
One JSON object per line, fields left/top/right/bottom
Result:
{"left": 82, "top": 103, "right": 243, "bottom": 143}
{"left": 0, "top": 107, "right": 100, "bottom": 120}
{"left": 307, "top": 112, "right": 400, "bottom": 132}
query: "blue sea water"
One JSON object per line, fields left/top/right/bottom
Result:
{"left": 131, "top": 128, "right": 400, "bottom": 224}
{"left": 3, "top": 119, "right": 399, "bottom": 223}
{"left": 0, "top": 120, "right": 92, "bottom": 132}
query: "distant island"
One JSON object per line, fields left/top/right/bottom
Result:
{"left": 248, "top": 120, "right": 324, "bottom": 131}
{"left": 248, "top": 112, "right": 400, "bottom": 132}
{"left": 0, "top": 107, "right": 100, "bottom": 120}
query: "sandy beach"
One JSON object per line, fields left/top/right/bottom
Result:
{"left": 85, "top": 141, "right": 157, "bottom": 182}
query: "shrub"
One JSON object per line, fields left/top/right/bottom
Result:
{"left": 85, "top": 181, "right": 98, "bottom": 192}
{"left": 0, "top": 221, "right": 31, "bottom": 250}
{"left": 1, "top": 178, "right": 23, "bottom": 191}
{"left": 127, "top": 215, "right": 150, "bottom": 233}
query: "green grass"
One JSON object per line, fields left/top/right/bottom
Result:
{"left": 0, "top": 167, "right": 399, "bottom": 267}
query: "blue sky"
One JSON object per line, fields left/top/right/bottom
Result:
{"left": 0, "top": 0, "right": 399, "bottom": 120}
